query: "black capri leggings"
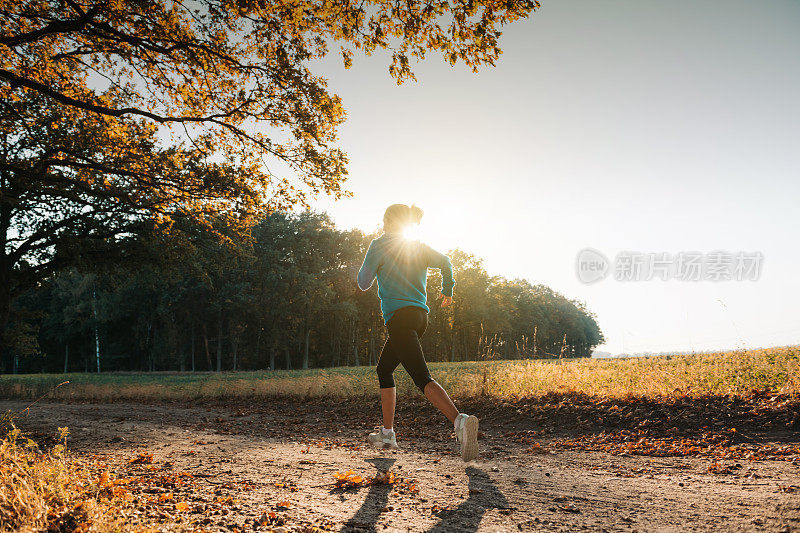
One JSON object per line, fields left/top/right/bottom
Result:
{"left": 376, "top": 306, "right": 434, "bottom": 392}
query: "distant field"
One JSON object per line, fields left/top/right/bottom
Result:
{"left": 1, "top": 346, "right": 797, "bottom": 402}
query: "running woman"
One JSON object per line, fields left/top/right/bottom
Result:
{"left": 357, "top": 203, "right": 479, "bottom": 462}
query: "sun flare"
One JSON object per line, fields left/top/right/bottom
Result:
{"left": 402, "top": 220, "right": 450, "bottom": 250}
{"left": 401, "top": 223, "right": 422, "bottom": 241}
{"left": 396, "top": 205, "right": 468, "bottom": 253}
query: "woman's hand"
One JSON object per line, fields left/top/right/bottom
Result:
{"left": 438, "top": 293, "right": 453, "bottom": 308}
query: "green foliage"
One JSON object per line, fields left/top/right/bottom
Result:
{"left": 0, "top": 87, "right": 274, "bottom": 372}
{"left": 0, "top": 0, "right": 546, "bottom": 373}
{"left": 4, "top": 211, "right": 603, "bottom": 373}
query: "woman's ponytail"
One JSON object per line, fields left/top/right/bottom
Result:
{"left": 409, "top": 204, "right": 424, "bottom": 225}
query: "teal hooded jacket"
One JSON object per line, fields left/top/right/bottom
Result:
{"left": 357, "top": 233, "right": 455, "bottom": 324}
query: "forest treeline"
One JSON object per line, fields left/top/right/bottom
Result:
{"left": 1, "top": 1, "right": 548, "bottom": 373}
{"left": 5, "top": 212, "right": 603, "bottom": 374}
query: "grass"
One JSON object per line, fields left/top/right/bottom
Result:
{"left": 1, "top": 348, "right": 798, "bottom": 531}
{"left": 1, "top": 346, "right": 797, "bottom": 403}
{"left": 0, "top": 415, "right": 199, "bottom": 532}
{"left": 0, "top": 420, "right": 120, "bottom": 532}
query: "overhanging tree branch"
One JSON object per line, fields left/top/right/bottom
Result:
{"left": 0, "top": 68, "right": 291, "bottom": 155}
{"left": 0, "top": 5, "right": 102, "bottom": 47}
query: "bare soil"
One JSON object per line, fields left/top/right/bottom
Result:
{"left": 3, "top": 396, "right": 799, "bottom": 532}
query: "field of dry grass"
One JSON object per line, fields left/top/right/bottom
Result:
{"left": 0, "top": 419, "right": 120, "bottom": 532}
{"left": 2, "top": 346, "right": 798, "bottom": 532}
{"left": 1, "top": 346, "right": 797, "bottom": 403}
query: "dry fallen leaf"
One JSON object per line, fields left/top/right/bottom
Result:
{"left": 128, "top": 452, "right": 154, "bottom": 464}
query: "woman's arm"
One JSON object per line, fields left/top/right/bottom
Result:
{"left": 423, "top": 244, "right": 455, "bottom": 297}
{"left": 357, "top": 241, "right": 380, "bottom": 291}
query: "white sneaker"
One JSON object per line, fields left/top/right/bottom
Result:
{"left": 368, "top": 427, "right": 398, "bottom": 449}
{"left": 454, "top": 413, "right": 479, "bottom": 462}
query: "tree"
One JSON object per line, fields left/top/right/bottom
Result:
{"left": 0, "top": 0, "right": 539, "bottom": 200}
{"left": 1, "top": 0, "right": 541, "bottom": 370}
{"left": 0, "top": 88, "right": 272, "bottom": 370}
{"left": 0, "top": 1, "right": 339, "bottom": 204}
{"left": 13, "top": 210, "right": 604, "bottom": 372}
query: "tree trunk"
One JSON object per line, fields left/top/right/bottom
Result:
{"left": 0, "top": 192, "right": 12, "bottom": 374}
{"left": 144, "top": 321, "right": 152, "bottom": 371}
{"left": 284, "top": 346, "right": 291, "bottom": 370}
{"left": 203, "top": 325, "right": 212, "bottom": 370}
{"left": 269, "top": 345, "right": 276, "bottom": 371}
{"left": 329, "top": 317, "right": 336, "bottom": 366}
{"left": 255, "top": 322, "right": 262, "bottom": 366}
{"left": 149, "top": 324, "right": 156, "bottom": 371}
{"left": 354, "top": 330, "right": 360, "bottom": 366}
{"left": 190, "top": 321, "right": 196, "bottom": 372}
{"left": 216, "top": 308, "right": 223, "bottom": 372}
{"left": 368, "top": 332, "right": 374, "bottom": 367}
{"left": 0, "top": 280, "right": 9, "bottom": 374}
{"left": 351, "top": 319, "right": 358, "bottom": 366}
{"left": 92, "top": 288, "right": 100, "bottom": 373}
{"left": 179, "top": 335, "right": 186, "bottom": 372}
{"left": 302, "top": 328, "right": 310, "bottom": 369}
{"left": 63, "top": 342, "right": 69, "bottom": 373}
{"left": 232, "top": 335, "right": 238, "bottom": 372}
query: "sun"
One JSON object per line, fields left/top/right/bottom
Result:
{"left": 395, "top": 204, "right": 475, "bottom": 253}
{"left": 402, "top": 223, "right": 422, "bottom": 241}
{"left": 401, "top": 218, "right": 451, "bottom": 251}
{"left": 391, "top": 203, "right": 478, "bottom": 254}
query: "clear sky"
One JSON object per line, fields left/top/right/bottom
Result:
{"left": 306, "top": 0, "right": 800, "bottom": 355}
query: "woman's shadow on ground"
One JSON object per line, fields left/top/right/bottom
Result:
{"left": 341, "top": 457, "right": 396, "bottom": 531}
{"left": 342, "top": 458, "right": 510, "bottom": 532}
{"left": 428, "top": 466, "right": 511, "bottom": 532}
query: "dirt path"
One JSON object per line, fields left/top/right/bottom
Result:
{"left": 3, "top": 399, "right": 799, "bottom": 532}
